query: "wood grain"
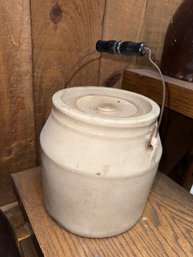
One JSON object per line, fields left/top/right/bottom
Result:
{"left": 122, "top": 69, "right": 193, "bottom": 119}
{"left": 31, "top": 0, "right": 104, "bottom": 151}
{"left": 12, "top": 167, "right": 193, "bottom": 257}
{"left": 0, "top": 0, "right": 36, "bottom": 206}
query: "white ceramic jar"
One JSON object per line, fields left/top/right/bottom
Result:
{"left": 40, "top": 86, "right": 162, "bottom": 238}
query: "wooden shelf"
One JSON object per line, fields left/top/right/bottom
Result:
{"left": 12, "top": 167, "right": 193, "bottom": 257}
{"left": 122, "top": 69, "right": 193, "bottom": 119}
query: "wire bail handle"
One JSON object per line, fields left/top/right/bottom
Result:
{"left": 61, "top": 40, "right": 166, "bottom": 149}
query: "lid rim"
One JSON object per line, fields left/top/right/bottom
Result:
{"left": 52, "top": 87, "right": 160, "bottom": 128}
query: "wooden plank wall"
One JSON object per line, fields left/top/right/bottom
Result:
{"left": 0, "top": 0, "right": 37, "bottom": 206}
{"left": 0, "top": 0, "right": 182, "bottom": 206}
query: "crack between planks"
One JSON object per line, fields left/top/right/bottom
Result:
{"left": 97, "top": 0, "right": 108, "bottom": 86}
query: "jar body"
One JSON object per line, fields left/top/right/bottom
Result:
{"left": 40, "top": 87, "right": 162, "bottom": 237}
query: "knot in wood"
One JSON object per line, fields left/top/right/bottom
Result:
{"left": 50, "top": 3, "right": 62, "bottom": 24}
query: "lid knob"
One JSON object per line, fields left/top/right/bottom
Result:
{"left": 97, "top": 103, "right": 117, "bottom": 112}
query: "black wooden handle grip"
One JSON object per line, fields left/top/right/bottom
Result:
{"left": 96, "top": 40, "right": 147, "bottom": 56}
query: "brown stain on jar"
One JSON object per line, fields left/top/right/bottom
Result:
{"left": 103, "top": 165, "right": 110, "bottom": 175}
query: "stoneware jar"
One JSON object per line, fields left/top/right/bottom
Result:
{"left": 40, "top": 86, "right": 162, "bottom": 238}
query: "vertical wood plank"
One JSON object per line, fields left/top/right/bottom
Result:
{"left": 99, "top": 0, "right": 148, "bottom": 88}
{"left": 0, "top": 0, "right": 36, "bottom": 206}
{"left": 31, "top": 0, "right": 105, "bottom": 146}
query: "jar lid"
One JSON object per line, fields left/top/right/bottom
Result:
{"left": 53, "top": 87, "right": 160, "bottom": 127}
